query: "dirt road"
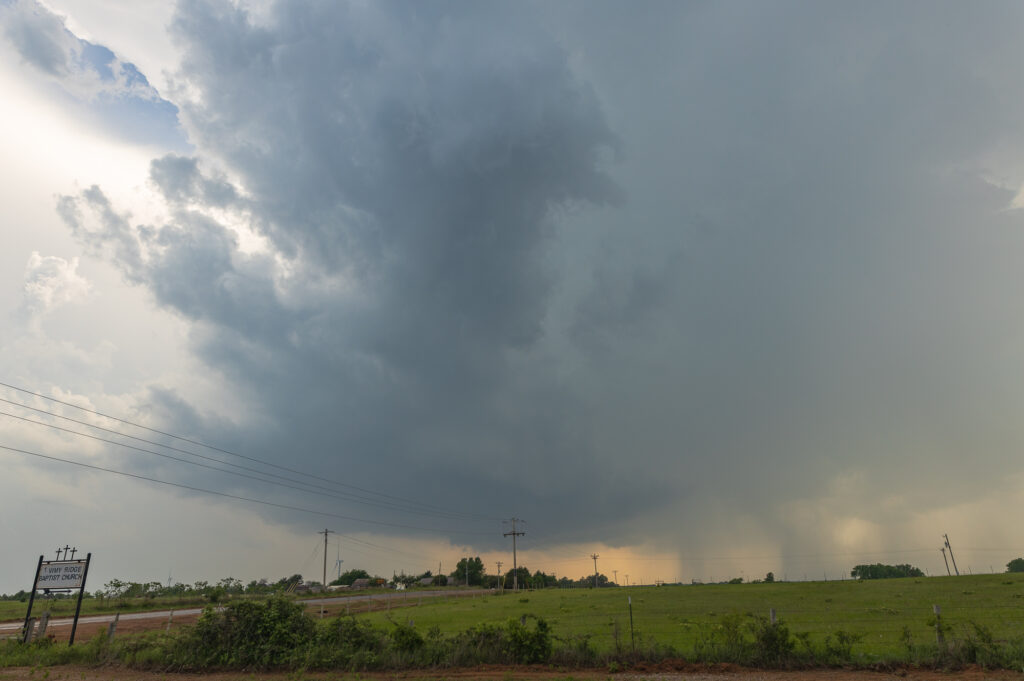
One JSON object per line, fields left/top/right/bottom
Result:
{"left": 0, "top": 589, "right": 477, "bottom": 643}
{"left": 1, "top": 664, "right": 1023, "bottom": 681}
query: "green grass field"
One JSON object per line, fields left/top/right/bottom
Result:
{"left": 359, "top": 574, "right": 1024, "bottom": 659}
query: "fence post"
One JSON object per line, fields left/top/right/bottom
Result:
{"left": 107, "top": 612, "right": 120, "bottom": 640}
{"left": 769, "top": 608, "right": 777, "bottom": 625}
{"left": 23, "top": 618, "right": 37, "bottom": 643}
{"left": 37, "top": 612, "right": 49, "bottom": 639}
{"left": 933, "top": 605, "right": 944, "bottom": 645}
{"left": 166, "top": 610, "right": 174, "bottom": 632}
{"left": 628, "top": 596, "right": 635, "bottom": 653}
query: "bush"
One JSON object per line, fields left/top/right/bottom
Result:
{"left": 504, "top": 614, "right": 552, "bottom": 663}
{"left": 176, "top": 596, "right": 315, "bottom": 669}
{"left": 749, "top": 615, "right": 795, "bottom": 665}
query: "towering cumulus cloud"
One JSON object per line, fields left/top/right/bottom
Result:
{"left": 57, "top": 0, "right": 630, "bottom": 541}
{"left": 51, "top": 1, "right": 1024, "bottom": 577}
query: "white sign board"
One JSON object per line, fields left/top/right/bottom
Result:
{"left": 35, "top": 561, "right": 87, "bottom": 589}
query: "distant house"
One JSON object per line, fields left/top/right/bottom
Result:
{"left": 350, "top": 578, "right": 372, "bottom": 589}
{"left": 418, "top": 577, "right": 434, "bottom": 587}
{"left": 293, "top": 582, "right": 324, "bottom": 594}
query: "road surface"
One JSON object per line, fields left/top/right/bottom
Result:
{"left": 0, "top": 589, "right": 477, "bottom": 633}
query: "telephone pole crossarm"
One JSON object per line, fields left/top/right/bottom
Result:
{"left": 503, "top": 518, "right": 526, "bottom": 591}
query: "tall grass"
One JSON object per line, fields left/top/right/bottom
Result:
{"left": 6, "top": 576, "right": 1024, "bottom": 672}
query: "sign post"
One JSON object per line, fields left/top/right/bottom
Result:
{"left": 22, "top": 550, "right": 91, "bottom": 646}
{"left": 21, "top": 556, "right": 42, "bottom": 643}
{"left": 67, "top": 554, "right": 91, "bottom": 645}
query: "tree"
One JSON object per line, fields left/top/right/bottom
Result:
{"left": 851, "top": 563, "right": 924, "bottom": 580}
{"left": 764, "top": 572, "right": 775, "bottom": 583}
{"left": 503, "top": 566, "right": 532, "bottom": 589}
{"left": 449, "top": 557, "right": 485, "bottom": 586}
{"left": 1006, "top": 558, "right": 1024, "bottom": 573}
{"left": 531, "top": 570, "right": 558, "bottom": 588}
{"left": 273, "top": 574, "right": 303, "bottom": 591}
{"left": 331, "top": 569, "right": 370, "bottom": 586}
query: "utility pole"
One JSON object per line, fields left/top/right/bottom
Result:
{"left": 503, "top": 518, "right": 525, "bottom": 591}
{"left": 466, "top": 557, "right": 470, "bottom": 587}
{"left": 613, "top": 569, "right": 618, "bottom": 585}
{"left": 319, "top": 528, "right": 333, "bottom": 618}
{"left": 624, "top": 574, "right": 629, "bottom": 587}
{"left": 496, "top": 561, "right": 503, "bottom": 591}
{"left": 940, "top": 547, "right": 951, "bottom": 576}
{"left": 943, "top": 534, "right": 960, "bottom": 576}
{"left": 591, "top": 554, "right": 600, "bottom": 588}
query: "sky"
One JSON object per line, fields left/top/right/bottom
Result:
{"left": 3, "top": 0, "right": 1024, "bottom": 594}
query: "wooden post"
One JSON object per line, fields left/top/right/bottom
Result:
{"left": 628, "top": 596, "right": 635, "bottom": 653}
{"left": 166, "top": 610, "right": 174, "bottom": 632}
{"left": 770, "top": 608, "right": 777, "bottom": 625}
{"left": 107, "top": 612, "right": 120, "bottom": 640}
{"left": 68, "top": 553, "right": 91, "bottom": 646}
{"left": 933, "top": 605, "right": 944, "bottom": 645}
{"left": 24, "top": 618, "right": 37, "bottom": 643}
{"left": 22, "top": 556, "right": 43, "bottom": 643}
{"left": 37, "top": 612, "right": 49, "bottom": 638}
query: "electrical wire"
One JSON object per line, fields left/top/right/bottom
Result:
{"left": 0, "top": 409, "right": 487, "bottom": 521}
{"left": 0, "top": 381, "right": 499, "bottom": 521}
{"left": 0, "top": 442, "right": 494, "bottom": 536}
{"left": 0, "top": 382, "right": 499, "bottom": 520}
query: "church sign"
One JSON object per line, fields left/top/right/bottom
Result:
{"left": 23, "top": 546, "right": 92, "bottom": 646}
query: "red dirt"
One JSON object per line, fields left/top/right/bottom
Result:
{"left": 2, "top": 664, "right": 1024, "bottom": 681}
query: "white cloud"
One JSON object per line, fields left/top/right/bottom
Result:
{"left": 21, "top": 251, "right": 91, "bottom": 317}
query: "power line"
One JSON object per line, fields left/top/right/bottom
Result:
{"left": 0, "top": 409, "right": 485, "bottom": 521}
{"left": 0, "top": 442, "right": 493, "bottom": 536}
{"left": 0, "top": 394, "right": 480, "bottom": 519}
{"left": 0, "top": 381, "right": 498, "bottom": 521}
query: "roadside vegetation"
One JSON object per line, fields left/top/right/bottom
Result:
{"left": 5, "top": 571, "right": 1024, "bottom": 672}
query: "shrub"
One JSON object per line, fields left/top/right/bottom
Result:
{"left": 823, "top": 630, "right": 862, "bottom": 661}
{"left": 389, "top": 620, "right": 424, "bottom": 652}
{"left": 504, "top": 614, "right": 552, "bottom": 663}
{"left": 177, "top": 596, "right": 315, "bottom": 669}
{"left": 748, "top": 615, "right": 795, "bottom": 665}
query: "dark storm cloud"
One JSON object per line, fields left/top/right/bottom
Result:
{"left": 545, "top": 0, "right": 1024, "bottom": 549}
{"left": 57, "top": 0, "right": 1024, "bottom": 571}
{"left": 58, "top": 0, "right": 652, "bottom": 544}
{"left": 150, "top": 155, "right": 240, "bottom": 208}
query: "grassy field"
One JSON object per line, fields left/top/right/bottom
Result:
{"left": 358, "top": 574, "right": 1024, "bottom": 659}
